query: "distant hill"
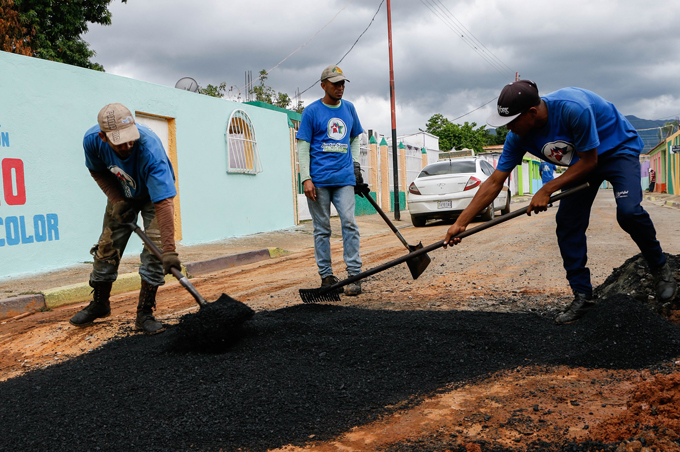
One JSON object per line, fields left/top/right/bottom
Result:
{"left": 626, "top": 115, "right": 669, "bottom": 154}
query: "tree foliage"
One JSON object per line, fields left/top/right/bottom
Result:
{"left": 424, "top": 113, "right": 509, "bottom": 152}
{"left": 0, "top": 0, "right": 33, "bottom": 55}
{"left": 488, "top": 126, "right": 509, "bottom": 145}
{"left": 199, "top": 69, "right": 305, "bottom": 113}
{"left": 199, "top": 82, "right": 228, "bottom": 98}
{"left": 661, "top": 118, "right": 680, "bottom": 138}
{"left": 11, "top": 0, "right": 127, "bottom": 71}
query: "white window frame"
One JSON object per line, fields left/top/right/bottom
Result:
{"left": 226, "top": 110, "right": 262, "bottom": 174}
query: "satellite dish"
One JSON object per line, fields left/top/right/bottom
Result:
{"left": 175, "top": 77, "right": 199, "bottom": 93}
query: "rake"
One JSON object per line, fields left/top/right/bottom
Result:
{"left": 299, "top": 183, "right": 589, "bottom": 303}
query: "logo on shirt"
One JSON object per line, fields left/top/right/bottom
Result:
{"left": 108, "top": 165, "right": 137, "bottom": 198}
{"left": 541, "top": 140, "right": 574, "bottom": 166}
{"left": 327, "top": 118, "right": 347, "bottom": 140}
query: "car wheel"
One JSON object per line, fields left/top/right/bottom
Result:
{"left": 480, "top": 202, "right": 495, "bottom": 221}
{"left": 501, "top": 191, "right": 511, "bottom": 215}
{"left": 411, "top": 214, "right": 427, "bottom": 227}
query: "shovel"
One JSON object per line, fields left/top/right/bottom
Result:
{"left": 357, "top": 184, "right": 431, "bottom": 279}
{"left": 123, "top": 221, "right": 256, "bottom": 352}
{"left": 300, "top": 182, "right": 590, "bottom": 303}
{"left": 123, "top": 221, "right": 208, "bottom": 307}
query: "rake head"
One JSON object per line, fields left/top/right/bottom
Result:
{"left": 299, "top": 286, "right": 343, "bottom": 304}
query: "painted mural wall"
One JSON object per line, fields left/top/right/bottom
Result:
{"left": 0, "top": 51, "right": 295, "bottom": 279}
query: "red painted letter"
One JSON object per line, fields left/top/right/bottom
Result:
{"left": 2, "top": 158, "right": 26, "bottom": 205}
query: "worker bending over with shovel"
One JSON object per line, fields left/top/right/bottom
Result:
{"left": 296, "top": 65, "right": 365, "bottom": 295}
{"left": 70, "top": 103, "right": 181, "bottom": 334}
{"left": 444, "top": 80, "right": 677, "bottom": 323}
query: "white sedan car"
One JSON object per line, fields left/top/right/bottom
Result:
{"left": 407, "top": 157, "right": 511, "bottom": 227}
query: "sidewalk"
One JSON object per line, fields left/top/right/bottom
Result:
{"left": 0, "top": 213, "right": 415, "bottom": 319}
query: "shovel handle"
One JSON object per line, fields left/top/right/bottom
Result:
{"left": 360, "top": 187, "right": 411, "bottom": 249}
{"left": 124, "top": 222, "right": 208, "bottom": 308}
{"left": 319, "top": 182, "right": 590, "bottom": 292}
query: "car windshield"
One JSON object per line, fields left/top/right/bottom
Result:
{"left": 419, "top": 160, "right": 476, "bottom": 177}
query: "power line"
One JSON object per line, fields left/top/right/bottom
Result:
{"left": 451, "top": 97, "right": 498, "bottom": 122}
{"left": 241, "top": 0, "right": 354, "bottom": 95}
{"left": 431, "top": 0, "right": 513, "bottom": 74}
{"left": 419, "top": 0, "right": 513, "bottom": 78}
{"left": 297, "top": 0, "right": 386, "bottom": 97}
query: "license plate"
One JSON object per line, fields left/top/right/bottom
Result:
{"left": 437, "top": 200, "right": 452, "bottom": 209}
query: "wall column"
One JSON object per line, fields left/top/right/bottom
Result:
{"left": 399, "top": 142, "right": 407, "bottom": 209}
{"left": 380, "top": 137, "right": 390, "bottom": 211}
{"left": 369, "top": 135, "right": 378, "bottom": 196}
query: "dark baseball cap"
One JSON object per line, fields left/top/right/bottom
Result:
{"left": 486, "top": 80, "right": 540, "bottom": 128}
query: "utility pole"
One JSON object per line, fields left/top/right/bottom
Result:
{"left": 386, "top": 0, "right": 400, "bottom": 220}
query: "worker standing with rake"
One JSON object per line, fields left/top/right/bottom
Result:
{"left": 296, "top": 65, "right": 365, "bottom": 296}
{"left": 69, "top": 103, "right": 181, "bottom": 334}
{"left": 444, "top": 80, "right": 677, "bottom": 323}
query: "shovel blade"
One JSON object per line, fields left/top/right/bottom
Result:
{"left": 405, "top": 242, "right": 431, "bottom": 280}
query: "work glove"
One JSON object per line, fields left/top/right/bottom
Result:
{"left": 353, "top": 162, "right": 368, "bottom": 197}
{"left": 110, "top": 200, "right": 137, "bottom": 224}
{"left": 162, "top": 251, "right": 182, "bottom": 275}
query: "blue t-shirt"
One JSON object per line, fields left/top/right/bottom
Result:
{"left": 84, "top": 123, "right": 177, "bottom": 203}
{"left": 497, "top": 88, "right": 643, "bottom": 172}
{"left": 296, "top": 99, "right": 364, "bottom": 187}
{"left": 540, "top": 162, "right": 555, "bottom": 183}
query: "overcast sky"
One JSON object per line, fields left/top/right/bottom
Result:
{"left": 84, "top": 0, "right": 680, "bottom": 135}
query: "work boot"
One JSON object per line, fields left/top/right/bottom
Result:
{"left": 555, "top": 291, "right": 595, "bottom": 324}
{"left": 135, "top": 280, "right": 165, "bottom": 335}
{"left": 69, "top": 281, "right": 112, "bottom": 327}
{"left": 652, "top": 262, "right": 678, "bottom": 305}
{"left": 321, "top": 275, "right": 339, "bottom": 287}
{"left": 345, "top": 276, "right": 362, "bottom": 296}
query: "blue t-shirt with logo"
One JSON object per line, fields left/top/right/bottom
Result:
{"left": 497, "top": 88, "right": 643, "bottom": 172}
{"left": 540, "top": 162, "right": 555, "bottom": 183}
{"left": 296, "top": 99, "right": 364, "bottom": 187}
{"left": 83, "top": 123, "right": 177, "bottom": 203}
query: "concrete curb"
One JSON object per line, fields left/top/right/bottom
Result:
{"left": 0, "top": 247, "right": 288, "bottom": 319}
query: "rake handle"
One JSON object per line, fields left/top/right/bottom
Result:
{"left": 360, "top": 186, "right": 411, "bottom": 250}
{"left": 320, "top": 183, "right": 590, "bottom": 293}
{"left": 124, "top": 222, "right": 208, "bottom": 308}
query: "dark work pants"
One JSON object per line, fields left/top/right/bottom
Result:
{"left": 89, "top": 199, "right": 165, "bottom": 287}
{"left": 555, "top": 152, "right": 666, "bottom": 296}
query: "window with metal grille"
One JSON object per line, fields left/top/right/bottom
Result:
{"left": 226, "top": 110, "right": 262, "bottom": 174}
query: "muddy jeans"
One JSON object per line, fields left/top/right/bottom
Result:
{"left": 89, "top": 199, "right": 165, "bottom": 286}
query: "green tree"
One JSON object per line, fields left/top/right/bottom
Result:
{"left": 13, "top": 0, "right": 127, "bottom": 71}
{"left": 661, "top": 118, "right": 680, "bottom": 138}
{"left": 486, "top": 126, "right": 509, "bottom": 146}
{"left": 424, "top": 114, "right": 490, "bottom": 153}
{"left": 246, "top": 69, "right": 304, "bottom": 113}
{"left": 250, "top": 69, "right": 276, "bottom": 104}
{"left": 199, "top": 82, "right": 227, "bottom": 98}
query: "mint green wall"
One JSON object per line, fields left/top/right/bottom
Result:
{"left": 0, "top": 51, "right": 294, "bottom": 279}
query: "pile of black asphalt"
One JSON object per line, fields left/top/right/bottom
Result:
{"left": 1, "top": 256, "right": 679, "bottom": 452}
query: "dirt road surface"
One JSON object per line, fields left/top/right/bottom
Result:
{"left": 1, "top": 190, "right": 680, "bottom": 451}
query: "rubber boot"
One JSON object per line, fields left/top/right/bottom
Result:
{"left": 69, "top": 281, "right": 112, "bottom": 327}
{"left": 555, "top": 291, "right": 595, "bottom": 324}
{"left": 135, "top": 280, "right": 165, "bottom": 335}
{"left": 653, "top": 262, "right": 678, "bottom": 305}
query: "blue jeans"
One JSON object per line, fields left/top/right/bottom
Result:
{"left": 555, "top": 152, "right": 666, "bottom": 296}
{"left": 307, "top": 185, "right": 362, "bottom": 278}
{"left": 89, "top": 199, "right": 166, "bottom": 286}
